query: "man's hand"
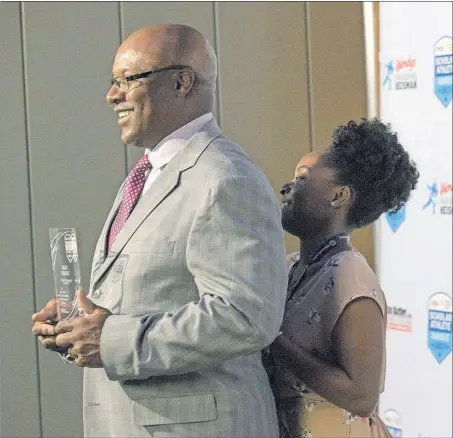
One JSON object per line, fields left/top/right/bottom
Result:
{"left": 32, "top": 298, "right": 60, "bottom": 351}
{"left": 55, "top": 289, "right": 112, "bottom": 368}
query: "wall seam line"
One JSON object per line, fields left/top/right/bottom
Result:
{"left": 304, "top": 2, "right": 315, "bottom": 153}
{"left": 118, "top": 1, "right": 128, "bottom": 176}
{"left": 19, "top": 2, "right": 43, "bottom": 436}
{"left": 212, "top": 1, "right": 222, "bottom": 129}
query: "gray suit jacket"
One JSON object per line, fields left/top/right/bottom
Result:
{"left": 83, "top": 120, "right": 287, "bottom": 437}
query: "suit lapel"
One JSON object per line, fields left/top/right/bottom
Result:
{"left": 91, "top": 119, "right": 222, "bottom": 289}
{"left": 102, "top": 179, "right": 126, "bottom": 254}
{"left": 89, "top": 180, "right": 125, "bottom": 287}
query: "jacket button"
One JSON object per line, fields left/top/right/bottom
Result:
{"left": 92, "top": 289, "right": 101, "bottom": 299}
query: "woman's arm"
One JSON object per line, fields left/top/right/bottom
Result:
{"left": 270, "top": 296, "right": 385, "bottom": 417}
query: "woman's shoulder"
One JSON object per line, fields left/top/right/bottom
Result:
{"left": 332, "top": 249, "right": 377, "bottom": 279}
{"left": 326, "top": 249, "right": 387, "bottom": 314}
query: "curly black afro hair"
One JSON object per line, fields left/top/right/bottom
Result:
{"left": 324, "top": 118, "right": 419, "bottom": 229}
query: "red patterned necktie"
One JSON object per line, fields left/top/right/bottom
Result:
{"left": 108, "top": 154, "right": 152, "bottom": 251}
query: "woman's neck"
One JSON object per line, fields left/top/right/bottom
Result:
{"left": 298, "top": 229, "right": 350, "bottom": 266}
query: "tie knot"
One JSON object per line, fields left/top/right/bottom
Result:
{"left": 108, "top": 154, "right": 152, "bottom": 251}
{"left": 125, "top": 154, "right": 152, "bottom": 189}
{"left": 133, "top": 154, "right": 152, "bottom": 173}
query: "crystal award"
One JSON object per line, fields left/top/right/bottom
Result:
{"left": 49, "top": 228, "right": 82, "bottom": 321}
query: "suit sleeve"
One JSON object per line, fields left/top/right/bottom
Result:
{"left": 100, "top": 174, "right": 287, "bottom": 381}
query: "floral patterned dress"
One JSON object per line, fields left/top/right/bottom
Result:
{"left": 265, "top": 249, "right": 391, "bottom": 438}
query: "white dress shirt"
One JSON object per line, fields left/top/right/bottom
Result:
{"left": 141, "top": 112, "right": 213, "bottom": 197}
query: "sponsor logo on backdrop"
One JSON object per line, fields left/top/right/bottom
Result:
{"left": 395, "top": 57, "right": 417, "bottom": 89}
{"left": 385, "top": 203, "right": 406, "bottom": 232}
{"left": 387, "top": 305, "right": 413, "bottom": 332}
{"left": 422, "top": 181, "right": 452, "bottom": 215}
{"left": 434, "top": 36, "right": 453, "bottom": 107}
{"left": 428, "top": 292, "right": 452, "bottom": 364}
{"left": 382, "top": 57, "right": 417, "bottom": 90}
{"left": 383, "top": 409, "right": 402, "bottom": 438}
{"left": 439, "top": 181, "right": 453, "bottom": 214}
{"left": 382, "top": 60, "right": 394, "bottom": 90}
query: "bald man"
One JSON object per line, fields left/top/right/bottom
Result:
{"left": 32, "top": 24, "right": 286, "bottom": 438}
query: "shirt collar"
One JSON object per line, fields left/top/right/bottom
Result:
{"left": 145, "top": 112, "right": 213, "bottom": 170}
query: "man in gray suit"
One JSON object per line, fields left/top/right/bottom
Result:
{"left": 32, "top": 24, "right": 286, "bottom": 437}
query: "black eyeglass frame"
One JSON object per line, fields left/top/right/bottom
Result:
{"left": 110, "top": 65, "right": 190, "bottom": 91}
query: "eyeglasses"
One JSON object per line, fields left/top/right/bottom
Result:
{"left": 110, "top": 65, "right": 189, "bottom": 92}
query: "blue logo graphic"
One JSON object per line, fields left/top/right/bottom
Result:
{"left": 382, "top": 60, "right": 394, "bottom": 90}
{"left": 386, "top": 203, "right": 406, "bottom": 232}
{"left": 434, "top": 36, "right": 452, "bottom": 107}
{"left": 387, "top": 426, "right": 403, "bottom": 438}
{"left": 422, "top": 182, "right": 438, "bottom": 214}
{"left": 428, "top": 293, "right": 452, "bottom": 364}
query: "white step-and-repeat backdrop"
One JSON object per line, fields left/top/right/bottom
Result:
{"left": 377, "top": 2, "right": 452, "bottom": 437}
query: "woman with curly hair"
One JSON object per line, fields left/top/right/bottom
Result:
{"left": 265, "top": 118, "right": 419, "bottom": 438}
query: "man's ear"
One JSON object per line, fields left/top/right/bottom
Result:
{"left": 175, "top": 68, "right": 195, "bottom": 96}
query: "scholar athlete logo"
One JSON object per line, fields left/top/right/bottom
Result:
{"left": 428, "top": 292, "right": 452, "bottom": 364}
{"left": 434, "top": 36, "right": 452, "bottom": 107}
{"left": 422, "top": 180, "right": 452, "bottom": 215}
{"left": 382, "top": 57, "right": 417, "bottom": 90}
{"left": 385, "top": 203, "right": 406, "bottom": 232}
